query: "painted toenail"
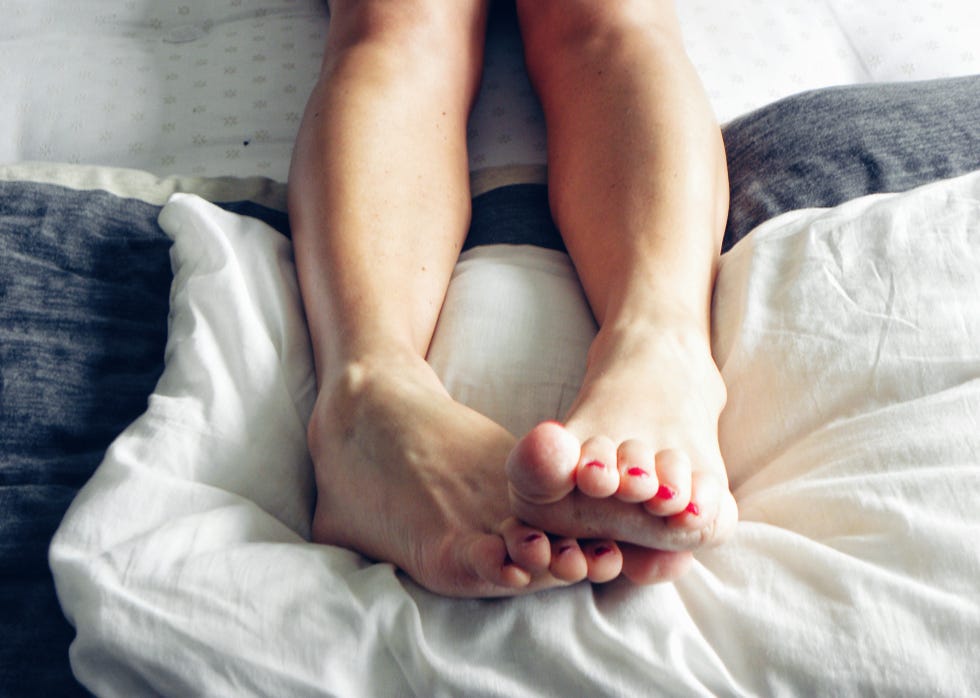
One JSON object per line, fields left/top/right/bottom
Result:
{"left": 685, "top": 502, "right": 701, "bottom": 516}
{"left": 627, "top": 467, "right": 649, "bottom": 478}
{"left": 558, "top": 544, "right": 576, "bottom": 555}
{"left": 656, "top": 485, "right": 676, "bottom": 500}
{"left": 585, "top": 460, "right": 606, "bottom": 470}
{"left": 523, "top": 533, "right": 544, "bottom": 544}
{"left": 593, "top": 545, "right": 614, "bottom": 557}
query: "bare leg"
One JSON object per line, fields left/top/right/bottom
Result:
{"left": 289, "top": 1, "right": 618, "bottom": 597}
{"left": 509, "top": 0, "right": 739, "bottom": 583}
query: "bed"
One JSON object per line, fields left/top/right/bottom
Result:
{"left": 2, "top": 1, "right": 979, "bottom": 695}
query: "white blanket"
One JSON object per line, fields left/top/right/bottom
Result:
{"left": 51, "top": 173, "right": 980, "bottom": 696}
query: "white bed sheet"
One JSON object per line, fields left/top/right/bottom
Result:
{"left": 51, "top": 172, "right": 980, "bottom": 696}
{"left": 2, "top": 0, "right": 980, "bottom": 179}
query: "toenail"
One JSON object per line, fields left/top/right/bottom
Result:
{"left": 523, "top": 533, "right": 544, "bottom": 544}
{"left": 558, "top": 544, "right": 575, "bottom": 555}
{"left": 685, "top": 502, "right": 701, "bottom": 516}
{"left": 627, "top": 467, "right": 649, "bottom": 478}
{"left": 585, "top": 460, "right": 606, "bottom": 470}
{"left": 592, "top": 545, "right": 614, "bottom": 557}
{"left": 656, "top": 485, "right": 676, "bottom": 500}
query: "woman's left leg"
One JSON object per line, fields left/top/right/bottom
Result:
{"left": 508, "top": 0, "right": 738, "bottom": 582}
{"left": 290, "top": 0, "right": 607, "bottom": 597}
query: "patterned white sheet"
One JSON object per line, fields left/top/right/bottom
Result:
{"left": 2, "top": 0, "right": 979, "bottom": 179}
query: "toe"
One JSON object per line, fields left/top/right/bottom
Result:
{"left": 706, "top": 489, "right": 739, "bottom": 548}
{"left": 575, "top": 435, "right": 620, "bottom": 498}
{"left": 615, "top": 439, "right": 660, "bottom": 503}
{"left": 506, "top": 421, "right": 581, "bottom": 506}
{"left": 668, "top": 469, "right": 723, "bottom": 531}
{"left": 462, "top": 534, "right": 531, "bottom": 593}
{"left": 500, "top": 517, "right": 552, "bottom": 573}
{"left": 582, "top": 540, "right": 624, "bottom": 583}
{"left": 643, "top": 449, "right": 693, "bottom": 516}
{"left": 549, "top": 538, "right": 589, "bottom": 583}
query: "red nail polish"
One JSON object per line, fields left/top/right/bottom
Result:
{"left": 686, "top": 502, "right": 701, "bottom": 516}
{"left": 585, "top": 460, "right": 605, "bottom": 469}
{"left": 593, "top": 545, "right": 614, "bottom": 557}
{"left": 558, "top": 544, "right": 575, "bottom": 555}
{"left": 656, "top": 485, "right": 676, "bottom": 500}
{"left": 523, "top": 532, "right": 543, "bottom": 544}
{"left": 627, "top": 467, "right": 649, "bottom": 478}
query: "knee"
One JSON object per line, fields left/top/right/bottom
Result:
{"left": 327, "top": 0, "right": 455, "bottom": 48}
{"left": 518, "top": 0, "right": 679, "bottom": 74}
{"left": 325, "top": 1, "right": 486, "bottom": 83}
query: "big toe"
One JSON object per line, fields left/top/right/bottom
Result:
{"left": 506, "top": 421, "right": 581, "bottom": 506}
{"left": 500, "top": 516, "right": 553, "bottom": 574}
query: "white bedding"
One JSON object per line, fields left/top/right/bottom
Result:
{"left": 3, "top": 0, "right": 980, "bottom": 179}
{"left": 51, "top": 172, "right": 980, "bottom": 696}
{"left": 23, "top": 0, "right": 980, "bottom": 694}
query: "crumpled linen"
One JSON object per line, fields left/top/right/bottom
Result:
{"left": 52, "top": 173, "right": 980, "bottom": 696}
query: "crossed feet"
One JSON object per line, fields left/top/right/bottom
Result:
{"left": 309, "top": 323, "right": 738, "bottom": 598}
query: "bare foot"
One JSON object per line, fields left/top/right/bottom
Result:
{"left": 506, "top": 322, "right": 739, "bottom": 584}
{"left": 309, "top": 352, "right": 621, "bottom": 597}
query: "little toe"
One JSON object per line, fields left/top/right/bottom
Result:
{"left": 643, "top": 449, "right": 693, "bottom": 517}
{"left": 619, "top": 543, "right": 693, "bottom": 585}
{"left": 711, "top": 490, "right": 740, "bottom": 548}
{"left": 668, "top": 469, "right": 723, "bottom": 532}
{"left": 506, "top": 421, "right": 581, "bottom": 506}
{"left": 500, "top": 517, "right": 552, "bottom": 574}
{"left": 615, "top": 439, "right": 660, "bottom": 503}
{"left": 549, "top": 538, "right": 589, "bottom": 583}
{"left": 575, "top": 435, "right": 620, "bottom": 498}
{"left": 582, "top": 540, "right": 624, "bottom": 584}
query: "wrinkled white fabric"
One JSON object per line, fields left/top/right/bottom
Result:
{"left": 52, "top": 173, "right": 980, "bottom": 696}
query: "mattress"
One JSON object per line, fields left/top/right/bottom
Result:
{"left": 2, "top": 0, "right": 979, "bottom": 178}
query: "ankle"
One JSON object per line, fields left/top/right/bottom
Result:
{"left": 597, "top": 274, "right": 713, "bottom": 332}
{"left": 309, "top": 350, "right": 438, "bottom": 459}
{"left": 320, "top": 344, "right": 426, "bottom": 392}
{"left": 592, "top": 315, "right": 712, "bottom": 362}
{"left": 585, "top": 319, "right": 726, "bottom": 409}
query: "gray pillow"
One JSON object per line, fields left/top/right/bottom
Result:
{"left": 723, "top": 74, "right": 980, "bottom": 250}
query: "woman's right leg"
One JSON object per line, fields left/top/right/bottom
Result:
{"left": 288, "top": 1, "right": 605, "bottom": 597}
{"left": 506, "top": 0, "right": 736, "bottom": 583}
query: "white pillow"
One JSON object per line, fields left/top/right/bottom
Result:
{"left": 51, "top": 173, "right": 980, "bottom": 695}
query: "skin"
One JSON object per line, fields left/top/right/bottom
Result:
{"left": 288, "top": 0, "right": 738, "bottom": 598}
